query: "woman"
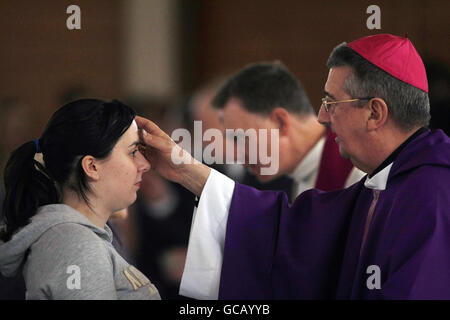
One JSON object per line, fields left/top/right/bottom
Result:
{"left": 0, "top": 99, "right": 160, "bottom": 299}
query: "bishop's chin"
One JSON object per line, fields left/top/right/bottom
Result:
{"left": 336, "top": 140, "right": 350, "bottom": 159}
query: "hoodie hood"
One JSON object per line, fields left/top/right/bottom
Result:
{"left": 0, "top": 204, "right": 112, "bottom": 277}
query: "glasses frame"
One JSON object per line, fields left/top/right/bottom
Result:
{"left": 321, "top": 97, "right": 374, "bottom": 113}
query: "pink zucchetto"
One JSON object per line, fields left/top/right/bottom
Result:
{"left": 349, "top": 34, "right": 428, "bottom": 92}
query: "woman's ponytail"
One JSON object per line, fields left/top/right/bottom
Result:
{"left": 1, "top": 140, "right": 59, "bottom": 241}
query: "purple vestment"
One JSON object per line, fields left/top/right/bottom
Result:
{"left": 219, "top": 130, "right": 450, "bottom": 299}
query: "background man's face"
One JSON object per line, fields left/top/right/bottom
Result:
{"left": 222, "top": 98, "right": 282, "bottom": 182}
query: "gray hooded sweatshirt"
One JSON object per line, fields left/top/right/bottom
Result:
{"left": 0, "top": 204, "right": 161, "bottom": 300}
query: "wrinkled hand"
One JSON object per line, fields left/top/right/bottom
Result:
{"left": 135, "top": 116, "right": 210, "bottom": 196}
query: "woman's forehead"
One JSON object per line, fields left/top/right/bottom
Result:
{"left": 118, "top": 120, "right": 139, "bottom": 146}
{"left": 130, "top": 120, "right": 138, "bottom": 131}
{"left": 128, "top": 120, "right": 139, "bottom": 139}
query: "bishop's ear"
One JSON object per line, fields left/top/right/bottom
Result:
{"left": 367, "top": 98, "right": 389, "bottom": 131}
{"left": 80, "top": 155, "right": 100, "bottom": 181}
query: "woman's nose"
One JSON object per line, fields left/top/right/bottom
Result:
{"left": 137, "top": 151, "right": 151, "bottom": 172}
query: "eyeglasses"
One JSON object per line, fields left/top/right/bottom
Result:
{"left": 321, "top": 97, "right": 374, "bottom": 113}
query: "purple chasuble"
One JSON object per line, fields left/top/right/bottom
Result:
{"left": 219, "top": 129, "right": 450, "bottom": 299}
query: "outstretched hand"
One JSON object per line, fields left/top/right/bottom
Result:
{"left": 135, "top": 116, "right": 210, "bottom": 196}
{"left": 135, "top": 116, "right": 186, "bottom": 184}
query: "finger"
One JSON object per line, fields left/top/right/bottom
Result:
{"left": 135, "top": 116, "right": 167, "bottom": 138}
{"left": 140, "top": 131, "right": 173, "bottom": 152}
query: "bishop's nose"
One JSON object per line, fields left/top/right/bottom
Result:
{"left": 317, "top": 104, "right": 331, "bottom": 126}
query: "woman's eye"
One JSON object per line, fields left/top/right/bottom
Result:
{"left": 131, "top": 149, "right": 138, "bottom": 157}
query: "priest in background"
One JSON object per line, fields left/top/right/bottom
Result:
{"left": 136, "top": 34, "right": 450, "bottom": 300}
{"left": 189, "top": 76, "right": 294, "bottom": 197}
{"left": 211, "top": 61, "right": 365, "bottom": 200}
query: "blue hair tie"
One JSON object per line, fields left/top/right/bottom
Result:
{"left": 34, "top": 139, "right": 41, "bottom": 154}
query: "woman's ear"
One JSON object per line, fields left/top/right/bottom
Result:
{"left": 367, "top": 98, "right": 389, "bottom": 131}
{"left": 80, "top": 155, "right": 100, "bottom": 181}
{"left": 270, "top": 107, "right": 290, "bottom": 136}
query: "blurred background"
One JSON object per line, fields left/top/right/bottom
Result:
{"left": 1, "top": 0, "right": 449, "bottom": 134}
{"left": 0, "top": 0, "right": 449, "bottom": 299}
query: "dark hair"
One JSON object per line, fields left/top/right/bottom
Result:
{"left": 327, "top": 43, "right": 430, "bottom": 131}
{"left": 211, "top": 61, "right": 314, "bottom": 115}
{"left": 1, "top": 99, "right": 135, "bottom": 241}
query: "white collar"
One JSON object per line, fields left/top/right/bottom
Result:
{"left": 288, "top": 137, "right": 325, "bottom": 183}
{"left": 364, "top": 163, "right": 393, "bottom": 190}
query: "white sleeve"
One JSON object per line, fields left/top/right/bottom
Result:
{"left": 179, "top": 168, "right": 235, "bottom": 300}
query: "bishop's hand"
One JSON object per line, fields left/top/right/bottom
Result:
{"left": 135, "top": 116, "right": 210, "bottom": 196}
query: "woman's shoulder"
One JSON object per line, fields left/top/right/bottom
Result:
{"left": 25, "top": 222, "right": 117, "bottom": 300}
{"left": 31, "top": 222, "right": 110, "bottom": 261}
{"left": 31, "top": 204, "right": 113, "bottom": 251}
{"left": 41, "top": 221, "right": 100, "bottom": 241}
{"left": 26, "top": 222, "right": 113, "bottom": 281}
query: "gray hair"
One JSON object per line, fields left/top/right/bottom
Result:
{"left": 327, "top": 43, "right": 430, "bottom": 132}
